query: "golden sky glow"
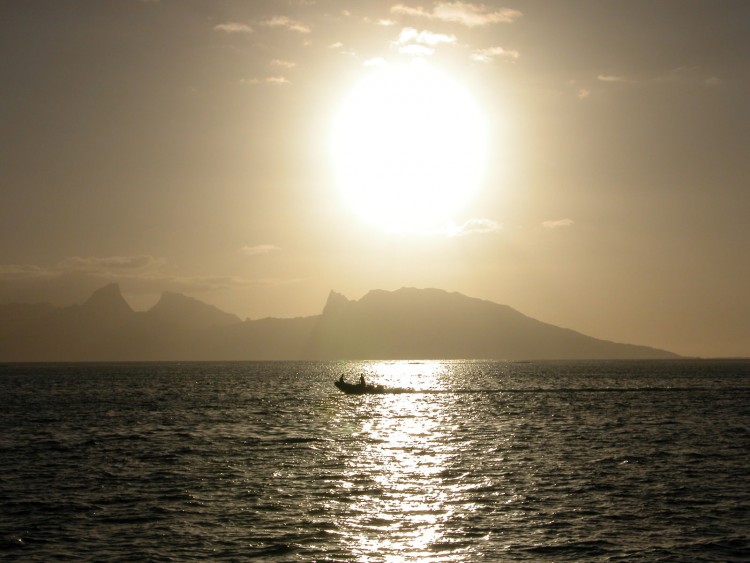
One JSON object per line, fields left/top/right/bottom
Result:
{"left": 1, "top": 1, "right": 749, "bottom": 357}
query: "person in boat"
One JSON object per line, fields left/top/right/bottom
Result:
{"left": 359, "top": 374, "right": 366, "bottom": 386}
{"left": 339, "top": 374, "right": 345, "bottom": 383}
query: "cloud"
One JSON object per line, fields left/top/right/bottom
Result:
{"left": 0, "top": 264, "right": 54, "bottom": 280}
{"left": 395, "top": 27, "right": 456, "bottom": 46}
{"left": 391, "top": 4, "right": 430, "bottom": 18}
{"left": 0, "top": 255, "right": 167, "bottom": 305}
{"left": 241, "top": 244, "right": 279, "bottom": 256}
{"left": 240, "top": 76, "right": 290, "bottom": 85}
{"left": 363, "top": 16, "right": 396, "bottom": 26}
{"left": 0, "top": 257, "right": 299, "bottom": 308}
{"left": 655, "top": 66, "right": 722, "bottom": 87}
{"left": 447, "top": 218, "right": 502, "bottom": 236}
{"left": 262, "top": 16, "right": 311, "bottom": 33}
{"left": 470, "top": 46, "right": 519, "bottom": 62}
{"left": 542, "top": 218, "right": 574, "bottom": 229}
{"left": 213, "top": 22, "right": 253, "bottom": 33}
{"left": 392, "top": 2, "right": 522, "bottom": 27}
{"left": 399, "top": 44, "right": 435, "bottom": 56}
{"left": 270, "top": 59, "right": 296, "bottom": 68}
{"left": 577, "top": 88, "right": 591, "bottom": 99}
{"left": 592, "top": 68, "right": 721, "bottom": 88}
{"left": 0, "top": 255, "right": 165, "bottom": 281}
{"left": 1, "top": 258, "right": 239, "bottom": 288}
{"left": 597, "top": 74, "right": 629, "bottom": 83}
{"left": 265, "top": 76, "right": 290, "bottom": 85}
{"left": 59, "top": 255, "right": 166, "bottom": 274}
{"left": 329, "top": 41, "right": 344, "bottom": 49}
{"left": 170, "top": 275, "right": 254, "bottom": 291}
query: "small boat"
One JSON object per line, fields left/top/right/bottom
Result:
{"left": 334, "top": 376, "right": 414, "bottom": 395}
{"left": 334, "top": 378, "right": 387, "bottom": 395}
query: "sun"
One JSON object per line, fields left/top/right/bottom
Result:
{"left": 330, "top": 61, "right": 488, "bottom": 233}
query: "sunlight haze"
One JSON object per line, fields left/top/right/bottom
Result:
{"left": 1, "top": 1, "right": 749, "bottom": 357}
{"left": 330, "top": 60, "right": 489, "bottom": 233}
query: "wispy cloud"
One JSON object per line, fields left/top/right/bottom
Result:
{"left": 241, "top": 244, "right": 279, "bottom": 256}
{"left": 655, "top": 66, "right": 722, "bottom": 87}
{"left": 542, "top": 218, "right": 574, "bottom": 229}
{"left": 213, "top": 22, "right": 253, "bottom": 33}
{"left": 395, "top": 27, "right": 456, "bottom": 46}
{"left": 0, "top": 258, "right": 298, "bottom": 307}
{"left": 0, "top": 264, "right": 54, "bottom": 280}
{"left": 59, "top": 255, "right": 166, "bottom": 274}
{"left": 240, "top": 76, "right": 290, "bottom": 85}
{"left": 596, "top": 68, "right": 722, "bottom": 89}
{"left": 262, "top": 16, "right": 311, "bottom": 33}
{"left": 392, "top": 2, "right": 522, "bottom": 27}
{"left": 371, "top": 18, "right": 396, "bottom": 26}
{"left": 0, "top": 255, "right": 166, "bottom": 281}
{"left": 597, "top": 74, "right": 629, "bottom": 83}
{"left": 470, "top": 46, "right": 519, "bottom": 62}
{"left": 270, "top": 59, "right": 296, "bottom": 68}
{"left": 447, "top": 218, "right": 502, "bottom": 236}
{"left": 577, "top": 88, "right": 591, "bottom": 99}
{"left": 329, "top": 42, "right": 356, "bottom": 56}
{"left": 399, "top": 44, "right": 435, "bottom": 56}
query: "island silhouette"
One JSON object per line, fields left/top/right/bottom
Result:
{"left": 0, "top": 284, "right": 678, "bottom": 361}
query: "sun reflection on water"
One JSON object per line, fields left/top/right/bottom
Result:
{"left": 332, "top": 361, "right": 477, "bottom": 561}
{"left": 363, "top": 360, "right": 448, "bottom": 390}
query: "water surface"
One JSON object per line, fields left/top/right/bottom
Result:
{"left": 1, "top": 360, "right": 748, "bottom": 561}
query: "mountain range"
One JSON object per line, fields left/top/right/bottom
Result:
{"left": 0, "top": 284, "right": 678, "bottom": 361}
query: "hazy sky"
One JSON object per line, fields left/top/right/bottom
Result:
{"left": 1, "top": 0, "right": 749, "bottom": 357}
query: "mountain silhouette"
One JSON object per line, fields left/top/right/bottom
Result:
{"left": 145, "top": 291, "right": 241, "bottom": 330}
{"left": 0, "top": 284, "right": 679, "bottom": 361}
{"left": 308, "top": 287, "right": 676, "bottom": 360}
{"left": 0, "top": 283, "right": 134, "bottom": 360}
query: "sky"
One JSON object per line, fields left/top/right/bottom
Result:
{"left": 1, "top": 0, "right": 749, "bottom": 358}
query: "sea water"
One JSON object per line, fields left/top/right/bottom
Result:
{"left": 1, "top": 360, "right": 748, "bottom": 561}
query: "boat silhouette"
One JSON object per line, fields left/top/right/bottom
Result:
{"left": 334, "top": 376, "right": 410, "bottom": 394}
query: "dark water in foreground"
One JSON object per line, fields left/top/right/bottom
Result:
{"left": 1, "top": 360, "right": 749, "bottom": 561}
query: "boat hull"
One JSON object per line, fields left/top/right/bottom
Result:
{"left": 334, "top": 380, "right": 387, "bottom": 394}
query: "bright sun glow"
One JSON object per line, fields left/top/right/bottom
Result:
{"left": 331, "top": 61, "right": 488, "bottom": 233}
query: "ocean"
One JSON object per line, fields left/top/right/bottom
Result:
{"left": 1, "top": 360, "right": 748, "bottom": 561}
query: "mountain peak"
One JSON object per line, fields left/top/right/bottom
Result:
{"left": 82, "top": 283, "right": 132, "bottom": 314}
{"left": 310, "top": 287, "right": 678, "bottom": 360}
{"left": 154, "top": 291, "right": 200, "bottom": 307}
{"left": 148, "top": 290, "right": 240, "bottom": 330}
{"left": 322, "top": 290, "right": 351, "bottom": 315}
